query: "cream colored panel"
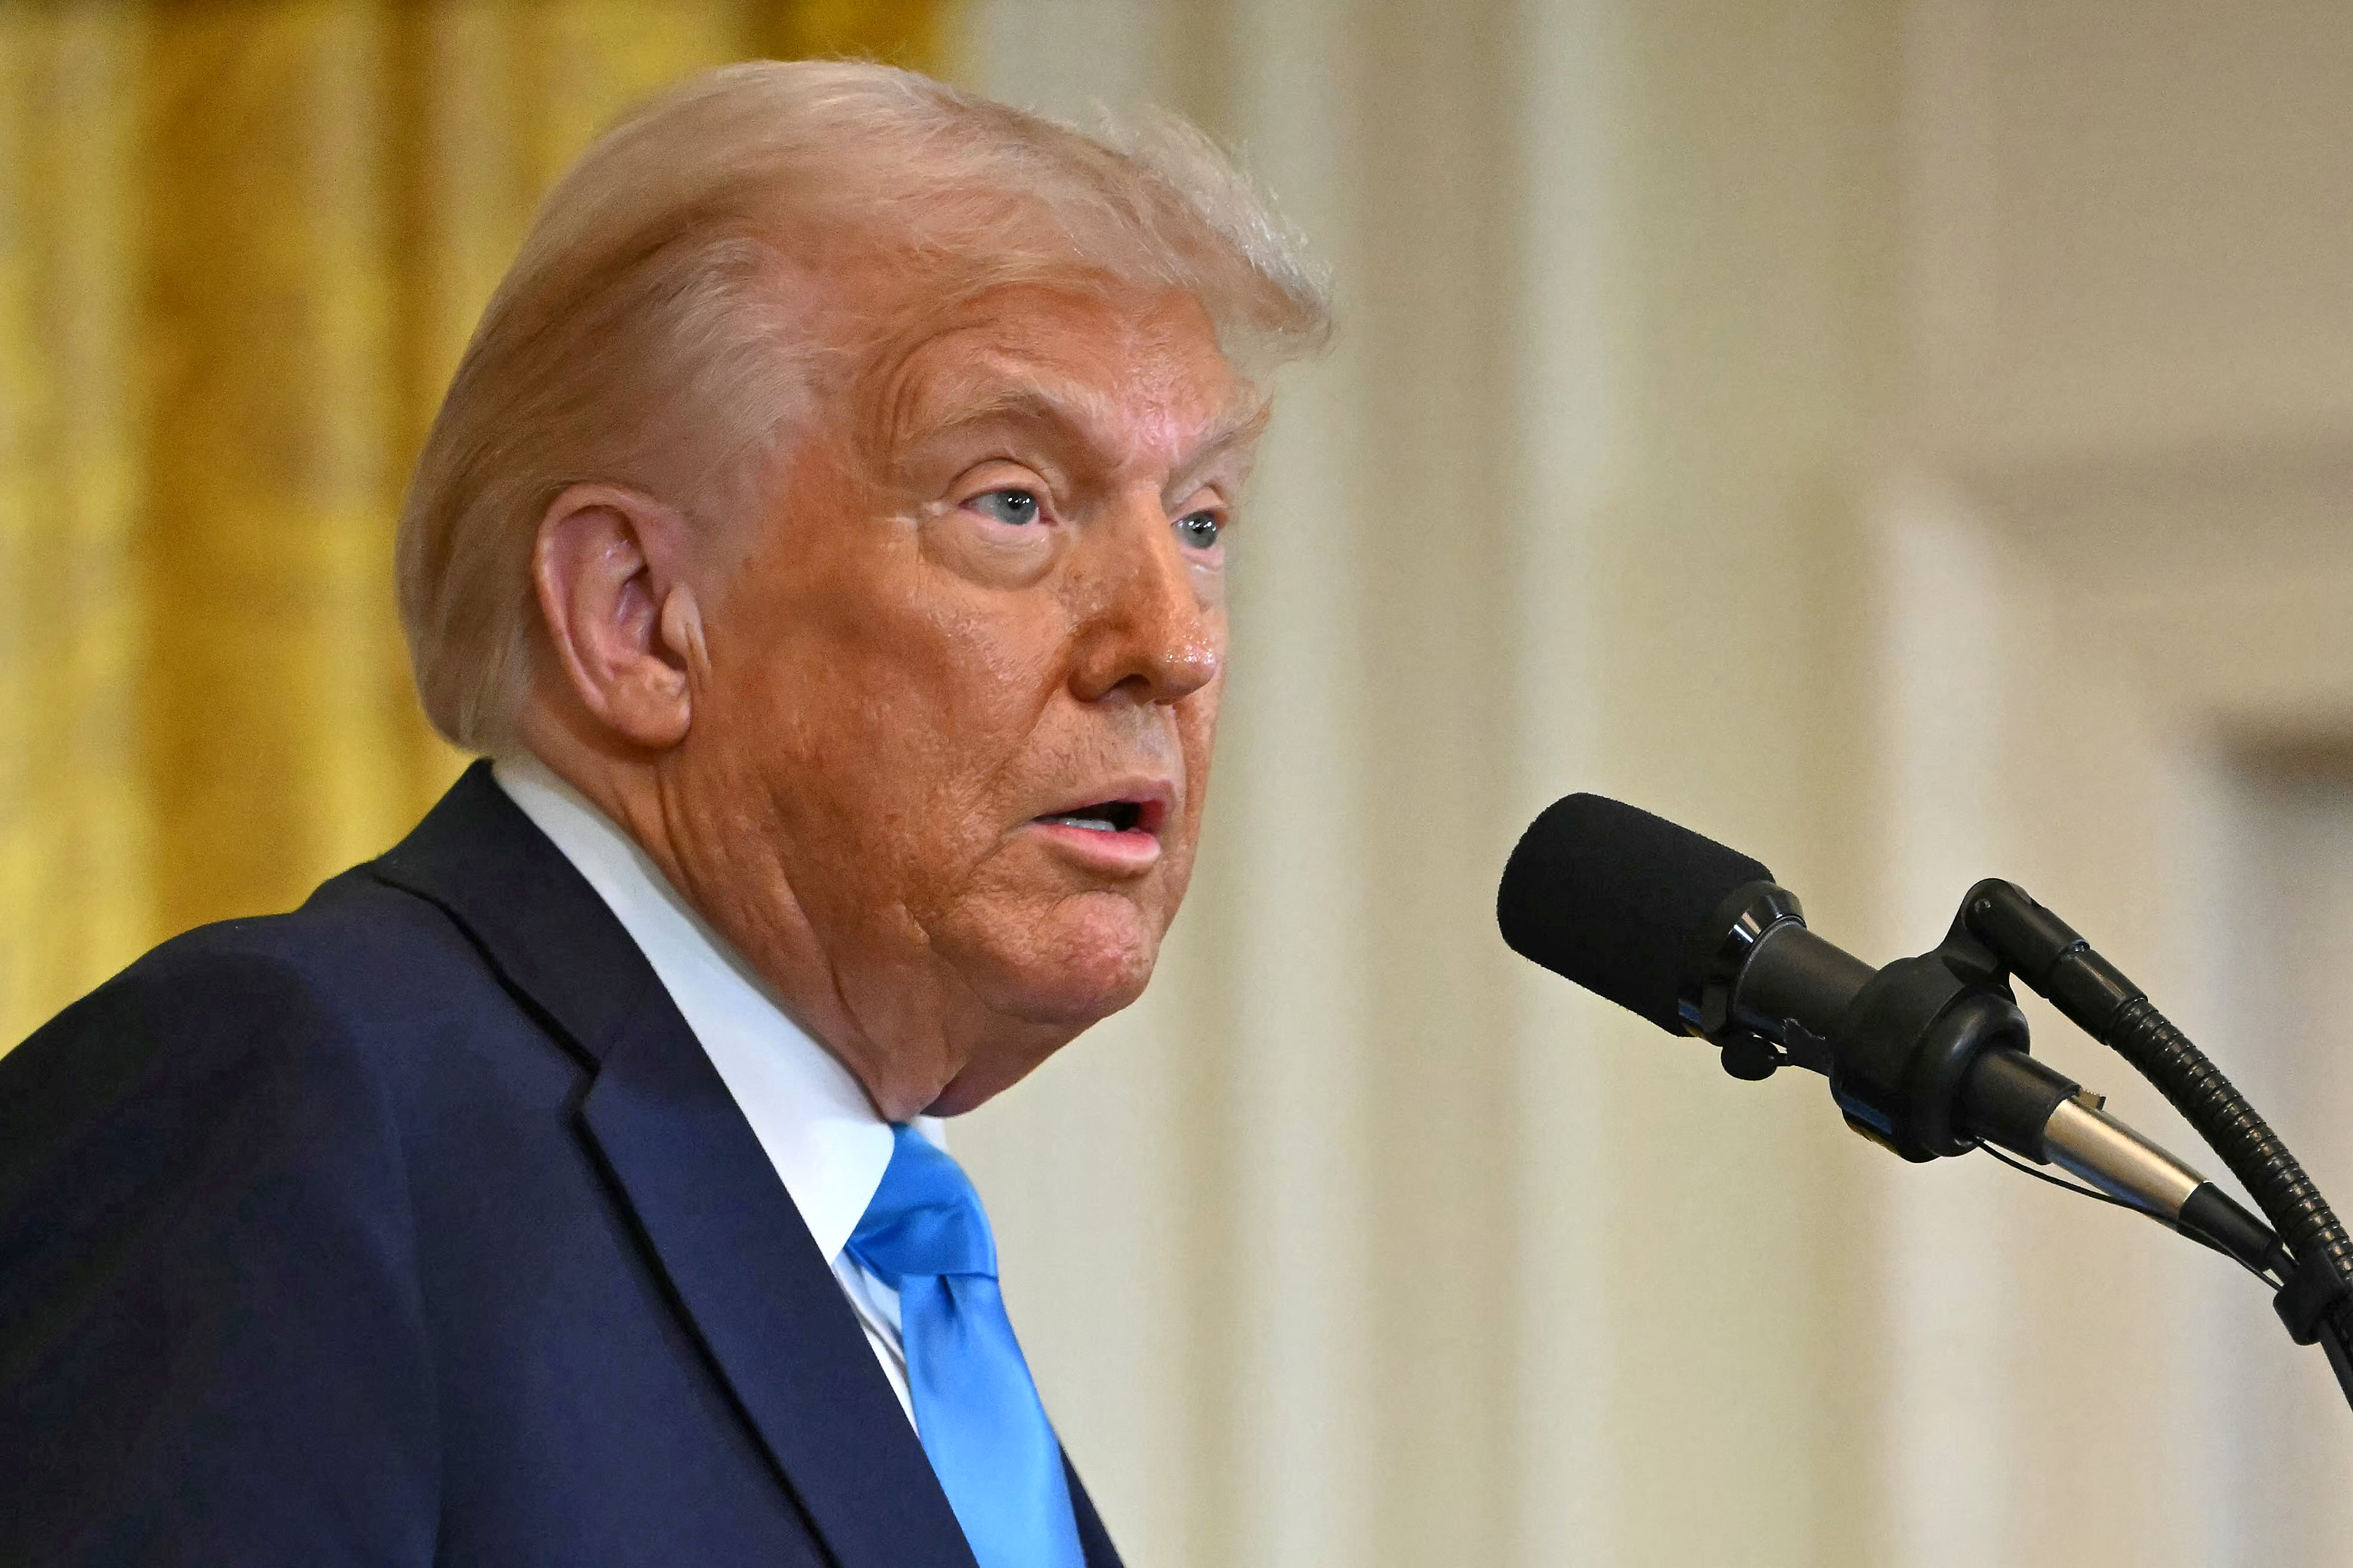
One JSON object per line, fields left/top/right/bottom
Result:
{"left": 1970, "top": 459, "right": 2353, "bottom": 736}
{"left": 1869, "top": 485, "right": 2016, "bottom": 1568}
{"left": 1517, "top": 3, "right": 1900, "bottom": 1564}
{"left": 1916, "top": 0, "right": 2353, "bottom": 465}
{"left": 1503, "top": 2, "right": 1620, "bottom": 1561}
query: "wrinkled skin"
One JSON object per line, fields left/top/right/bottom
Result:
{"left": 522, "top": 278, "right": 1262, "bottom": 1118}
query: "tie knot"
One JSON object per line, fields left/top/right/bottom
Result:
{"left": 847, "top": 1124, "right": 998, "bottom": 1285}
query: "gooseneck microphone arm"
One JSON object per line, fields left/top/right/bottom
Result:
{"left": 1957, "top": 880, "right": 2353, "bottom": 1403}
{"left": 1701, "top": 875, "right": 2346, "bottom": 1399}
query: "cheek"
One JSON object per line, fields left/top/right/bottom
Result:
{"left": 707, "top": 537, "right": 1074, "bottom": 878}
{"left": 920, "top": 675, "right": 1224, "bottom": 988}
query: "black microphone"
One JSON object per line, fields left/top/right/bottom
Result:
{"left": 1498, "top": 792, "right": 2279, "bottom": 1272}
{"left": 1495, "top": 794, "right": 1894, "bottom": 1081}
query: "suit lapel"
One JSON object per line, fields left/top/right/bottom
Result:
{"left": 372, "top": 763, "right": 976, "bottom": 1568}
{"left": 579, "top": 988, "right": 978, "bottom": 1568}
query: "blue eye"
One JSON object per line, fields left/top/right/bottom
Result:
{"left": 970, "top": 488, "right": 1042, "bottom": 526}
{"left": 1175, "top": 510, "right": 1222, "bottom": 549}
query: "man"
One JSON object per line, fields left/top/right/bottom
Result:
{"left": 0, "top": 61, "right": 1327, "bottom": 1566}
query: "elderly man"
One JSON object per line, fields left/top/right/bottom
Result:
{"left": 0, "top": 62, "right": 1325, "bottom": 1567}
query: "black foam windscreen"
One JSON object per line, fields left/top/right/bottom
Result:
{"left": 1497, "top": 793, "right": 1775, "bottom": 1035}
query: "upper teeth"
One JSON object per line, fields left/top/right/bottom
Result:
{"left": 1049, "top": 813, "right": 1119, "bottom": 832}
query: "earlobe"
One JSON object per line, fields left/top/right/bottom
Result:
{"left": 532, "top": 482, "right": 699, "bottom": 752}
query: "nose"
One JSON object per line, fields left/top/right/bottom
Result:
{"left": 1066, "top": 490, "right": 1222, "bottom": 706}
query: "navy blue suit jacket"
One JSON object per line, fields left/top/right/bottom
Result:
{"left": 0, "top": 763, "right": 1123, "bottom": 1567}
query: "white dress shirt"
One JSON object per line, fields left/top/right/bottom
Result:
{"left": 493, "top": 755, "right": 922, "bottom": 1425}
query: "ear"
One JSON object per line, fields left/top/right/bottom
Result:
{"left": 530, "top": 482, "right": 707, "bottom": 752}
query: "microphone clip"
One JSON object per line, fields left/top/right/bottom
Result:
{"left": 2274, "top": 1249, "right": 2353, "bottom": 1346}
{"left": 1692, "top": 878, "right": 2047, "bottom": 1162}
{"left": 1716, "top": 1020, "right": 1834, "bottom": 1082}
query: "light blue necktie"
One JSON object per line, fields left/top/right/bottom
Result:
{"left": 847, "top": 1124, "right": 1085, "bottom": 1568}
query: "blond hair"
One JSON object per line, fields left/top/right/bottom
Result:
{"left": 395, "top": 59, "right": 1331, "bottom": 752}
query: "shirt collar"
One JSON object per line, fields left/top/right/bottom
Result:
{"left": 492, "top": 754, "right": 894, "bottom": 1263}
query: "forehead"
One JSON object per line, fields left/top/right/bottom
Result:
{"left": 867, "top": 281, "right": 1258, "bottom": 467}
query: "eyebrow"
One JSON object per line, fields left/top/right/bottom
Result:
{"left": 899, "top": 380, "right": 1270, "bottom": 489}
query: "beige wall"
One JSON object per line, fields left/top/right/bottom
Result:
{"left": 1881, "top": 7, "right": 2353, "bottom": 1561}
{"left": 950, "top": 2, "right": 2353, "bottom": 1565}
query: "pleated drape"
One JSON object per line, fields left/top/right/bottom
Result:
{"left": 0, "top": 0, "right": 942, "bottom": 1046}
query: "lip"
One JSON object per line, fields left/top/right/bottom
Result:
{"left": 1022, "top": 776, "right": 1175, "bottom": 874}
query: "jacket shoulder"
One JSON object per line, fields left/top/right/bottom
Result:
{"left": 0, "top": 868, "right": 506, "bottom": 1179}
{"left": 4, "top": 866, "right": 503, "bottom": 1087}
{"left": 0, "top": 876, "right": 451, "bottom": 1561}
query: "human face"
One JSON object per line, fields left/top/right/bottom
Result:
{"left": 666, "top": 282, "right": 1260, "bottom": 1115}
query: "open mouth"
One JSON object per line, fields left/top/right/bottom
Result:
{"left": 1035, "top": 800, "right": 1153, "bottom": 835}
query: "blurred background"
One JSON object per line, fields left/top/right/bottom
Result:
{"left": 4, "top": 1, "right": 2350, "bottom": 1563}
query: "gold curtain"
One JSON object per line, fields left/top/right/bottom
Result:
{"left": 0, "top": 0, "right": 945, "bottom": 1047}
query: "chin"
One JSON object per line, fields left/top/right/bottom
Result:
{"left": 926, "top": 904, "right": 1162, "bottom": 1115}
{"left": 998, "top": 935, "right": 1157, "bottom": 1030}
{"left": 948, "top": 890, "right": 1162, "bottom": 1021}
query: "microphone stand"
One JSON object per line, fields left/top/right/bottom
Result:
{"left": 1954, "top": 881, "right": 2353, "bottom": 1412}
{"left": 1706, "top": 878, "right": 2353, "bottom": 1413}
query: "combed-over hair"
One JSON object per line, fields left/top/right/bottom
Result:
{"left": 395, "top": 59, "right": 1331, "bottom": 753}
